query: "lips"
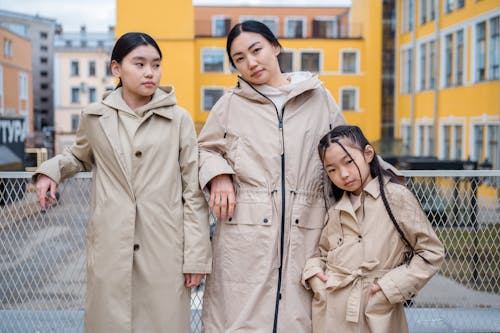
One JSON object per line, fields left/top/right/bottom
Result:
{"left": 142, "top": 82, "right": 156, "bottom": 87}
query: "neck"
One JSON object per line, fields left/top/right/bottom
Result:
{"left": 267, "top": 73, "right": 290, "bottom": 88}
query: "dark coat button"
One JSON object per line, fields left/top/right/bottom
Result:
{"left": 295, "top": 219, "right": 299, "bottom": 224}
{"left": 135, "top": 151, "right": 142, "bottom": 157}
{"left": 263, "top": 218, "right": 269, "bottom": 223}
{"left": 133, "top": 244, "right": 140, "bottom": 251}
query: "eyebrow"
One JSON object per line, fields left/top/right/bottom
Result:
{"left": 231, "top": 41, "right": 261, "bottom": 58}
{"left": 324, "top": 153, "right": 349, "bottom": 168}
{"left": 131, "top": 56, "right": 161, "bottom": 61}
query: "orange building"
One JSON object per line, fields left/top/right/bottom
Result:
{"left": 0, "top": 27, "right": 33, "bottom": 132}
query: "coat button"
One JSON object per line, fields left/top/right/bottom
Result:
{"left": 135, "top": 151, "right": 142, "bottom": 158}
{"left": 263, "top": 218, "right": 269, "bottom": 223}
{"left": 133, "top": 244, "right": 140, "bottom": 251}
{"left": 295, "top": 219, "right": 299, "bottom": 224}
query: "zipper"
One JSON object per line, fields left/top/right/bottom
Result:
{"left": 238, "top": 77, "right": 286, "bottom": 333}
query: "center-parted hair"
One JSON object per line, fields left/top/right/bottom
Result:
{"left": 226, "top": 20, "right": 282, "bottom": 68}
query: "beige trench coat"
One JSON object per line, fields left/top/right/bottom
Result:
{"left": 198, "top": 73, "right": 346, "bottom": 332}
{"left": 302, "top": 177, "right": 445, "bottom": 333}
{"left": 35, "top": 87, "right": 212, "bottom": 333}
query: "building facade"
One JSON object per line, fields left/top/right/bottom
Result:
{"left": 116, "top": 0, "right": 386, "bottom": 143}
{"left": 396, "top": 0, "right": 499, "bottom": 168}
{"left": 53, "top": 26, "right": 115, "bottom": 154}
{"left": 0, "top": 10, "right": 57, "bottom": 133}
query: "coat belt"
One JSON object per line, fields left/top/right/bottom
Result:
{"left": 325, "top": 261, "right": 389, "bottom": 323}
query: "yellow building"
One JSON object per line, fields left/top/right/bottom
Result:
{"left": 396, "top": 0, "right": 499, "bottom": 168}
{"left": 116, "top": 0, "right": 386, "bottom": 143}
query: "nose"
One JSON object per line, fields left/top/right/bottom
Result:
{"left": 247, "top": 55, "right": 258, "bottom": 68}
{"left": 340, "top": 167, "right": 350, "bottom": 179}
{"left": 144, "top": 64, "right": 154, "bottom": 77}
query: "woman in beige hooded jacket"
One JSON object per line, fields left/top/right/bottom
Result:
{"left": 34, "top": 32, "right": 212, "bottom": 333}
{"left": 302, "top": 125, "right": 444, "bottom": 333}
{"left": 198, "top": 21, "right": 345, "bottom": 332}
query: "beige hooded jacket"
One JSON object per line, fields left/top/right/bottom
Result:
{"left": 198, "top": 73, "right": 346, "bottom": 332}
{"left": 302, "top": 177, "right": 445, "bottom": 333}
{"left": 34, "top": 87, "right": 212, "bottom": 333}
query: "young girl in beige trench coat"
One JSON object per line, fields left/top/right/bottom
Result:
{"left": 34, "top": 32, "right": 212, "bottom": 333}
{"left": 302, "top": 125, "right": 445, "bottom": 333}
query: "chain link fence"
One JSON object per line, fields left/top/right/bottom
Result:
{"left": 1, "top": 171, "right": 499, "bottom": 333}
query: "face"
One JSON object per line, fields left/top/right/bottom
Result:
{"left": 111, "top": 44, "right": 161, "bottom": 106}
{"left": 230, "top": 31, "right": 284, "bottom": 87}
{"left": 322, "top": 140, "right": 375, "bottom": 195}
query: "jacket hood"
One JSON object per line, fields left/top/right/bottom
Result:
{"left": 232, "top": 72, "right": 322, "bottom": 103}
{"left": 101, "top": 86, "right": 177, "bottom": 115}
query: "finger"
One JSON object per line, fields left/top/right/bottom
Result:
{"left": 184, "top": 274, "right": 191, "bottom": 288}
{"left": 318, "top": 272, "right": 328, "bottom": 282}
{"left": 50, "top": 181, "right": 57, "bottom": 199}
{"left": 219, "top": 193, "right": 228, "bottom": 220}
{"left": 227, "top": 190, "right": 236, "bottom": 218}
{"left": 213, "top": 192, "right": 221, "bottom": 219}
{"left": 209, "top": 189, "right": 216, "bottom": 212}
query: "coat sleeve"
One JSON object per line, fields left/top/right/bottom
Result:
{"left": 377, "top": 187, "right": 445, "bottom": 304}
{"left": 179, "top": 111, "right": 212, "bottom": 274}
{"left": 323, "top": 87, "right": 346, "bottom": 129}
{"left": 302, "top": 212, "right": 330, "bottom": 289}
{"left": 32, "top": 111, "right": 94, "bottom": 184}
{"left": 197, "top": 94, "right": 236, "bottom": 191}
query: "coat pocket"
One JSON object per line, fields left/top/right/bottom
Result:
{"left": 219, "top": 197, "right": 274, "bottom": 283}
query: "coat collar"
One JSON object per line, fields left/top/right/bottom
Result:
{"left": 334, "top": 176, "right": 391, "bottom": 215}
{"left": 232, "top": 72, "right": 322, "bottom": 104}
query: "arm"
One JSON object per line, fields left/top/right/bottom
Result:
{"left": 377, "top": 187, "right": 445, "bottom": 303}
{"left": 179, "top": 111, "right": 212, "bottom": 279}
{"left": 198, "top": 94, "right": 237, "bottom": 219}
{"left": 302, "top": 213, "right": 331, "bottom": 289}
{"left": 34, "top": 111, "right": 94, "bottom": 209}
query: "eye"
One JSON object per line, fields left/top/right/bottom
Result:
{"left": 326, "top": 168, "right": 336, "bottom": 174}
{"left": 234, "top": 56, "right": 244, "bottom": 63}
{"left": 253, "top": 47, "right": 262, "bottom": 54}
{"left": 346, "top": 159, "right": 354, "bottom": 164}
{"left": 135, "top": 63, "right": 144, "bottom": 67}
{"left": 153, "top": 63, "right": 161, "bottom": 68}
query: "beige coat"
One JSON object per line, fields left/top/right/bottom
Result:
{"left": 198, "top": 73, "right": 346, "bottom": 332}
{"left": 35, "top": 87, "right": 212, "bottom": 333}
{"left": 302, "top": 177, "right": 445, "bottom": 333}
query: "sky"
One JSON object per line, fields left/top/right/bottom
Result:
{"left": 1, "top": 0, "right": 351, "bottom": 32}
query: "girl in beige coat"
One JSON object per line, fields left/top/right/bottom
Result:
{"left": 302, "top": 125, "right": 445, "bottom": 333}
{"left": 34, "top": 32, "right": 212, "bottom": 333}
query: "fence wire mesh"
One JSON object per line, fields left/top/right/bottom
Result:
{"left": 0, "top": 171, "right": 499, "bottom": 333}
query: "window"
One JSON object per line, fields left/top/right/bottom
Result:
{"left": 455, "top": 30, "right": 464, "bottom": 85}
{"left": 105, "top": 61, "right": 112, "bottom": 76}
{"left": 89, "top": 87, "right": 97, "bottom": 103}
{"left": 3, "top": 39, "right": 12, "bottom": 57}
{"left": 400, "top": 47, "right": 413, "bottom": 94}
{"left": 71, "top": 87, "right": 81, "bottom": 103}
{"left": 473, "top": 125, "right": 484, "bottom": 162}
{"left": 401, "top": 0, "right": 414, "bottom": 32}
{"left": 81, "top": 40, "right": 87, "bottom": 48}
{"left": 489, "top": 16, "right": 500, "bottom": 80}
{"left": 416, "top": 124, "right": 434, "bottom": 156}
{"left": 89, "top": 61, "right": 96, "bottom": 77}
{"left": 429, "top": 0, "right": 436, "bottom": 20}
{"left": 65, "top": 40, "right": 73, "bottom": 47}
{"left": 202, "top": 88, "right": 224, "bottom": 111}
{"left": 71, "top": 114, "right": 80, "bottom": 132}
{"left": 300, "top": 51, "right": 320, "bottom": 72}
{"left": 445, "top": 34, "right": 453, "bottom": 87}
{"left": 40, "top": 70, "right": 48, "bottom": 77}
{"left": 41, "top": 97, "right": 48, "bottom": 103}
{"left": 71, "top": 61, "right": 79, "bottom": 76}
{"left": 419, "top": 43, "right": 427, "bottom": 90}
{"left": 444, "top": 0, "right": 453, "bottom": 13}
{"left": 202, "top": 49, "right": 225, "bottom": 72}
{"left": 40, "top": 31, "right": 48, "bottom": 39}
{"left": 400, "top": 123, "right": 412, "bottom": 155}
{"left": 18, "top": 72, "right": 28, "bottom": 101}
{"left": 475, "top": 22, "right": 486, "bottom": 81}
{"left": 40, "top": 57, "right": 48, "bottom": 64}
{"left": 40, "top": 45, "right": 48, "bottom": 52}
{"left": 487, "top": 125, "right": 499, "bottom": 169}
{"left": 341, "top": 50, "right": 358, "bottom": 73}
{"left": 473, "top": 123, "right": 500, "bottom": 168}
{"left": 278, "top": 51, "right": 294, "bottom": 73}
{"left": 441, "top": 124, "right": 463, "bottom": 159}
{"left": 420, "top": 0, "right": 428, "bottom": 25}
{"left": 40, "top": 83, "right": 48, "bottom": 90}
{"left": 442, "top": 125, "right": 451, "bottom": 159}
{"left": 429, "top": 40, "right": 437, "bottom": 88}
{"left": 212, "top": 17, "right": 231, "bottom": 37}
{"left": 285, "top": 18, "right": 306, "bottom": 38}
{"left": 0, "top": 66, "right": 3, "bottom": 113}
{"left": 340, "top": 88, "right": 358, "bottom": 111}
{"left": 312, "top": 18, "right": 337, "bottom": 38}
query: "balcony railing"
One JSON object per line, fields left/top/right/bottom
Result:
{"left": 0, "top": 171, "right": 499, "bottom": 333}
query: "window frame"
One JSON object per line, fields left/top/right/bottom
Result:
{"left": 340, "top": 49, "right": 360, "bottom": 74}
{"left": 201, "top": 87, "right": 225, "bottom": 112}
{"left": 339, "top": 87, "right": 359, "bottom": 112}
{"left": 201, "top": 48, "right": 226, "bottom": 73}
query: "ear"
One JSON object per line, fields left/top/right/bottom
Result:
{"left": 273, "top": 45, "right": 281, "bottom": 57}
{"left": 364, "top": 145, "right": 375, "bottom": 163}
{"left": 110, "top": 60, "right": 121, "bottom": 78}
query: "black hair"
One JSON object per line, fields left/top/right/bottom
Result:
{"left": 318, "top": 125, "right": 431, "bottom": 264}
{"left": 111, "top": 32, "right": 162, "bottom": 88}
{"left": 226, "top": 20, "right": 282, "bottom": 68}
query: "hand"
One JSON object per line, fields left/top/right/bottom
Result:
{"left": 369, "top": 283, "right": 382, "bottom": 294}
{"left": 314, "top": 272, "right": 328, "bottom": 282}
{"left": 36, "top": 175, "right": 57, "bottom": 211}
{"left": 184, "top": 273, "right": 204, "bottom": 288}
{"left": 209, "top": 174, "right": 236, "bottom": 220}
